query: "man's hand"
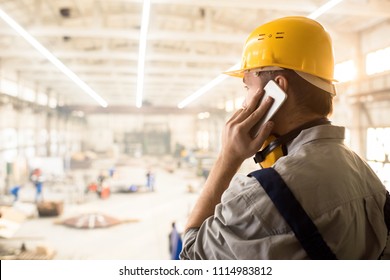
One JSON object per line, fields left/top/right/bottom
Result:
{"left": 184, "top": 88, "right": 275, "bottom": 232}
{"left": 221, "top": 88, "right": 274, "bottom": 165}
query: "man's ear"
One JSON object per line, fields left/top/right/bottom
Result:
{"left": 274, "top": 75, "right": 289, "bottom": 92}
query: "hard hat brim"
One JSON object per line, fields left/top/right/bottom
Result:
{"left": 223, "top": 69, "right": 245, "bottom": 78}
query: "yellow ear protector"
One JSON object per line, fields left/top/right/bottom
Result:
{"left": 255, "top": 135, "right": 287, "bottom": 168}
{"left": 254, "top": 118, "right": 331, "bottom": 168}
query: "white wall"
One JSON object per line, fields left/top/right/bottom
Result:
{"left": 85, "top": 113, "right": 198, "bottom": 154}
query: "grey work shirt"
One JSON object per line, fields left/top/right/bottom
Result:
{"left": 180, "top": 125, "right": 389, "bottom": 259}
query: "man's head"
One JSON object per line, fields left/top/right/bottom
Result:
{"left": 226, "top": 16, "right": 336, "bottom": 133}
{"left": 255, "top": 69, "right": 333, "bottom": 116}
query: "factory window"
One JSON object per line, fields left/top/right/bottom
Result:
{"left": 37, "top": 129, "right": 48, "bottom": 156}
{"left": 0, "top": 128, "right": 18, "bottom": 161}
{"left": 20, "top": 86, "right": 35, "bottom": 102}
{"left": 366, "top": 127, "right": 390, "bottom": 190}
{"left": 334, "top": 60, "right": 356, "bottom": 82}
{"left": 48, "top": 130, "right": 59, "bottom": 156}
{"left": 366, "top": 46, "right": 390, "bottom": 75}
{"left": 49, "top": 96, "right": 57, "bottom": 108}
{"left": 36, "top": 92, "right": 48, "bottom": 106}
{"left": 0, "top": 78, "right": 18, "bottom": 96}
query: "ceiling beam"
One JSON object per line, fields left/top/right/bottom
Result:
{"left": 17, "top": 73, "right": 224, "bottom": 83}
{"left": 0, "top": 27, "right": 247, "bottom": 43}
{"left": 117, "top": 0, "right": 390, "bottom": 17}
{"left": 112, "top": 0, "right": 317, "bottom": 12}
{"left": 0, "top": 50, "right": 238, "bottom": 63}
{"left": 60, "top": 104, "right": 225, "bottom": 115}
{"left": 9, "top": 64, "right": 226, "bottom": 75}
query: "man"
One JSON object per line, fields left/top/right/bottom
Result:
{"left": 31, "top": 168, "right": 44, "bottom": 203}
{"left": 180, "top": 16, "right": 389, "bottom": 259}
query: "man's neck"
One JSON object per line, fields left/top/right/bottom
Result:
{"left": 272, "top": 114, "right": 325, "bottom": 136}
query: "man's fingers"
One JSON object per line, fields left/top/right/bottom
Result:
{"left": 243, "top": 95, "right": 274, "bottom": 129}
{"left": 229, "top": 89, "right": 264, "bottom": 123}
{"left": 245, "top": 88, "right": 264, "bottom": 112}
{"left": 251, "top": 121, "right": 274, "bottom": 150}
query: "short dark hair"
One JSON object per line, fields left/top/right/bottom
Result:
{"left": 257, "top": 69, "right": 333, "bottom": 116}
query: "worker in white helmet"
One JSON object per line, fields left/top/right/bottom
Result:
{"left": 180, "top": 16, "right": 389, "bottom": 260}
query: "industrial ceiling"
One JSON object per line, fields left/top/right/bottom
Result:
{"left": 0, "top": 0, "right": 389, "bottom": 114}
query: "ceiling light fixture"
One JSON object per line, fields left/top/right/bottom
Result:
{"left": 308, "top": 0, "right": 344, "bottom": 19}
{"left": 177, "top": 0, "right": 344, "bottom": 109}
{"left": 135, "top": 0, "right": 151, "bottom": 108}
{"left": 0, "top": 7, "right": 108, "bottom": 108}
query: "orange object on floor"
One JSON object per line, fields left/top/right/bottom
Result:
{"left": 100, "top": 186, "right": 110, "bottom": 199}
{"left": 88, "top": 183, "right": 98, "bottom": 192}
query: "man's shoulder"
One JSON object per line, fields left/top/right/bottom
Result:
{"left": 222, "top": 173, "right": 263, "bottom": 203}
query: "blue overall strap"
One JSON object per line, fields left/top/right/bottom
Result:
{"left": 249, "top": 168, "right": 337, "bottom": 260}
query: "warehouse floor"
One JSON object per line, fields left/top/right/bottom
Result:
{"left": 0, "top": 156, "right": 204, "bottom": 259}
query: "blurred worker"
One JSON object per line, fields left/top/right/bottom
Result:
{"left": 10, "top": 185, "right": 22, "bottom": 202}
{"left": 109, "top": 167, "right": 116, "bottom": 178}
{"left": 169, "top": 222, "right": 183, "bottom": 260}
{"left": 30, "top": 168, "right": 44, "bottom": 203}
{"left": 146, "top": 169, "right": 155, "bottom": 192}
{"left": 180, "top": 17, "right": 390, "bottom": 260}
{"left": 97, "top": 170, "right": 110, "bottom": 199}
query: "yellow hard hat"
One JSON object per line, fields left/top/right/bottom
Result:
{"left": 225, "top": 16, "right": 335, "bottom": 82}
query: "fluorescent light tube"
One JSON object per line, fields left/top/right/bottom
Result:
{"left": 177, "top": 62, "right": 240, "bottom": 109}
{"left": 178, "top": 74, "right": 228, "bottom": 109}
{"left": 136, "top": 0, "right": 151, "bottom": 108}
{"left": 0, "top": 7, "right": 108, "bottom": 108}
{"left": 308, "top": 0, "right": 344, "bottom": 19}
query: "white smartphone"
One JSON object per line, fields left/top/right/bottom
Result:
{"left": 250, "top": 80, "right": 287, "bottom": 137}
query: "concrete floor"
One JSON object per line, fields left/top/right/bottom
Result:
{"left": 0, "top": 157, "right": 203, "bottom": 259}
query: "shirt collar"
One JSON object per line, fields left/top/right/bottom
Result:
{"left": 287, "top": 124, "right": 345, "bottom": 155}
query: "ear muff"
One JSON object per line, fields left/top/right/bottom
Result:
{"left": 254, "top": 118, "right": 331, "bottom": 168}
{"left": 254, "top": 135, "right": 287, "bottom": 168}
